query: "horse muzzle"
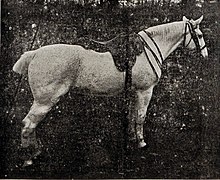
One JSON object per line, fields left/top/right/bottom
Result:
{"left": 201, "top": 46, "right": 208, "bottom": 59}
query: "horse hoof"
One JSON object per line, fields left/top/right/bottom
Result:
{"left": 138, "top": 141, "right": 147, "bottom": 148}
{"left": 33, "top": 149, "right": 42, "bottom": 159}
{"left": 22, "top": 160, "right": 33, "bottom": 167}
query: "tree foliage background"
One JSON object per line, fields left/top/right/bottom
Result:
{"left": 1, "top": 0, "right": 220, "bottom": 178}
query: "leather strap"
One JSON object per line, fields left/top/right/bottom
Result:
{"left": 138, "top": 31, "right": 163, "bottom": 82}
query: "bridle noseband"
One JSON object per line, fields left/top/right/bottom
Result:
{"left": 183, "top": 21, "right": 206, "bottom": 53}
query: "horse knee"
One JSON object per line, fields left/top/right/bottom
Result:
{"left": 22, "top": 116, "right": 31, "bottom": 127}
{"left": 22, "top": 127, "right": 35, "bottom": 138}
{"left": 136, "top": 114, "right": 146, "bottom": 125}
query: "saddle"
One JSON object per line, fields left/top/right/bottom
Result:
{"left": 88, "top": 33, "right": 144, "bottom": 72}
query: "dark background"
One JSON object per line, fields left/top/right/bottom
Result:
{"left": 1, "top": 0, "right": 220, "bottom": 178}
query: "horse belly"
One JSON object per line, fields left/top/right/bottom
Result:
{"left": 75, "top": 51, "right": 124, "bottom": 94}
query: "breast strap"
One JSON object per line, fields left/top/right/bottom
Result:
{"left": 138, "top": 31, "right": 163, "bottom": 81}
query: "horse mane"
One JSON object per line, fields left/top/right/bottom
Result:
{"left": 146, "top": 21, "right": 185, "bottom": 42}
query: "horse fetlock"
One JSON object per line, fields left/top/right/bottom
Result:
{"left": 136, "top": 122, "right": 144, "bottom": 132}
{"left": 21, "top": 138, "right": 30, "bottom": 148}
{"left": 21, "top": 128, "right": 37, "bottom": 148}
{"left": 19, "top": 147, "right": 33, "bottom": 164}
{"left": 21, "top": 136, "right": 38, "bottom": 151}
{"left": 20, "top": 144, "right": 41, "bottom": 167}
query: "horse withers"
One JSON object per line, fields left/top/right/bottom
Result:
{"left": 13, "top": 16, "right": 208, "bottom": 166}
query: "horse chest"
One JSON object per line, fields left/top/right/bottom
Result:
{"left": 132, "top": 54, "right": 160, "bottom": 89}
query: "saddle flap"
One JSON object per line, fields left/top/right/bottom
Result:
{"left": 89, "top": 33, "right": 144, "bottom": 72}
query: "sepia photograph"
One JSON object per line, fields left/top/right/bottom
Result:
{"left": 1, "top": 0, "right": 219, "bottom": 178}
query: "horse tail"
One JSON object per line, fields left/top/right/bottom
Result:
{"left": 13, "top": 50, "right": 35, "bottom": 75}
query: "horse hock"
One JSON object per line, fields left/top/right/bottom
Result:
{"left": 20, "top": 101, "right": 52, "bottom": 163}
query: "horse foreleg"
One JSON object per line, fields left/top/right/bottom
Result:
{"left": 136, "top": 87, "right": 154, "bottom": 148}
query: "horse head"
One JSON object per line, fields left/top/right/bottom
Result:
{"left": 182, "top": 16, "right": 208, "bottom": 58}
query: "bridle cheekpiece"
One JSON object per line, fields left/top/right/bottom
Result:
{"left": 183, "top": 20, "right": 206, "bottom": 53}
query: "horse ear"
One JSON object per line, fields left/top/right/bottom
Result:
{"left": 195, "top": 15, "right": 204, "bottom": 25}
{"left": 183, "top": 16, "right": 188, "bottom": 22}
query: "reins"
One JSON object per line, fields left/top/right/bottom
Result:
{"left": 137, "top": 21, "right": 205, "bottom": 83}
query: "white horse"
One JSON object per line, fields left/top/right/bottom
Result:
{"left": 13, "top": 16, "right": 208, "bottom": 166}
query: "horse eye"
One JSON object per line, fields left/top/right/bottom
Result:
{"left": 198, "top": 34, "right": 203, "bottom": 39}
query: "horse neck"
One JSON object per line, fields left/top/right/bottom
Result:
{"left": 147, "top": 21, "right": 185, "bottom": 61}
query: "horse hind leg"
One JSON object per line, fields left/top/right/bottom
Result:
{"left": 21, "top": 80, "right": 71, "bottom": 166}
{"left": 20, "top": 101, "right": 53, "bottom": 167}
{"left": 21, "top": 101, "right": 53, "bottom": 147}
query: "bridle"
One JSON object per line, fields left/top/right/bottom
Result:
{"left": 183, "top": 21, "right": 206, "bottom": 53}
{"left": 138, "top": 20, "right": 207, "bottom": 82}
